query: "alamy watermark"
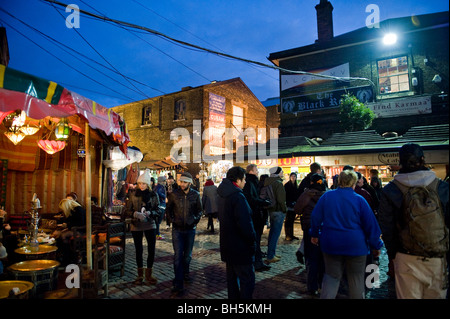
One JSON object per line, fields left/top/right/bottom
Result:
{"left": 365, "top": 4, "right": 380, "bottom": 28}
{"left": 169, "top": 120, "right": 279, "bottom": 164}
{"left": 65, "top": 4, "right": 80, "bottom": 29}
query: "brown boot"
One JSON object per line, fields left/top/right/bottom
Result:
{"left": 145, "top": 268, "right": 157, "bottom": 285}
{"left": 135, "top": 267, "right": 144, "bottom": 284}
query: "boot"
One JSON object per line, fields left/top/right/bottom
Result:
{"left": 145, "top": 268, "right": 157, "bottom": 285}
{"left": 135, "top": 267, "right": 144, "bottom": 284}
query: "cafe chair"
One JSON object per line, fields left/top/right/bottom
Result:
{"left": 68, "top": 226, "right": 108, "bottom": 298}
{"left": 94, "top": 222, "right": 126, "bottom": 277}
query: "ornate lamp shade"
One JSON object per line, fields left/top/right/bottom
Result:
{"left": 37, "top": 139, "right": 66, "bottom": 155}
{"left": 4, "top": 131, "right": 26, "bottom": 145}
{"left": 55, "top": 118, "right": 70, "bottom": 140}
{"left": 19, "top": 125, "right": 40, "bottom": 136}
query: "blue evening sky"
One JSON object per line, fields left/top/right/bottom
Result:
{"left": 0, "top": 0, "right": 448, "bottom": 108}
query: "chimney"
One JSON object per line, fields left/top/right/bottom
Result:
{"left": 315, "top": 0, "right": 334, "bottom": 42}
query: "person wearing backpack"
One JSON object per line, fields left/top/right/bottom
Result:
{"left": 263, "top": 166, "right": 287, "bottom": 263}
{"left": 378, "top": 143, "right": 449, "bottom": 299}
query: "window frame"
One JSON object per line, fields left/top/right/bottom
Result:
{"left": 174, "top": 99, "right": 187, "bottom": 121}
{"left": 142, "top": 104, "right": 152, "bottom": 126}
{"left": 377, "top": 55, "right": 411, "bottom": 95}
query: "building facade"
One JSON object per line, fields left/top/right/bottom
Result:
{"left": 268, "top": 1, "right": 449, "bottom": 140}
{"left": 112, "top": 78, "right": 268, "bottom": 180}
{"left": 264, "top": 1, "right": 448, "bottom": 183}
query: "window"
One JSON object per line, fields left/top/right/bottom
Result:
{"left": 174, "top": 99, "right": 186, "bottom": 121}
{"left": 142, "top": 105, "right": 152, "bottom": 125}
{"left": 377, "top": 56, "right": 410, "bottom": 94}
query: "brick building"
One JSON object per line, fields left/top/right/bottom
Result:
{"left": 111, "top": 78, "right": 269, "bottom": 178}
{"left": 268, "top": 1, "right": 449, "bottom": 140}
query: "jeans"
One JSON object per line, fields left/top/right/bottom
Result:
{"left": 156, "top": 206, "right": 166, "bottom": 236}
{"left": 226, "top": 263, "right": 255, "bottom": 299}
{"left": 321, "top": 253, "right": 367, "bottom": 299}
{"left": 172, "top": 228, "right": 196, "bottom": 289}
{"left": 131, "top": 229, "right": 156, "bottom": 268}
{"left": 267, "top": 211, "right": 285, "bottom": 260}
{"left": 303, "top": 231, "right": 324, "bottom": 292}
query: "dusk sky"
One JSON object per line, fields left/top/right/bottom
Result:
{"left": 1, "top": 0, "right": 448, "bottom": 108}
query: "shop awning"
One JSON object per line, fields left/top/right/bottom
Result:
{"left": 147, "top": 157, "right": 187, "bottom": 170}
{"left": 0, "top": 64, "right": 130, "bottom": 153}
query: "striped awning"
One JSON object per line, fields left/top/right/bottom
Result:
{"left": 0, "top": 64, "right": 130, "bottom": 150}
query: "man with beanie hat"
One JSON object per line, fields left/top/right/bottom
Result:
{"left": 264, "top": 166, "right": 287, "bottom": 263}
{"left": 378, "top": 143, "right": 449, "bottom": 299}
{"left": 166, "top": 172, "right": 203, "bottom": 296}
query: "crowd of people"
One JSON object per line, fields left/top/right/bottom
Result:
{"left": 0, "top": 143, "right": 448, "bottom": 300}
{"left": 215, "top": 142, "right": 449, "bottom": 300}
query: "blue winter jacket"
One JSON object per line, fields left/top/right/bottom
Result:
{"left": 310, "top": 187, "right": 383, "bottom": 256}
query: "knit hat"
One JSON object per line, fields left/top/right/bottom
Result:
{"left": 269, "top": 166, "right": 282, "bottom": 175}
{"left": 309, "top": 173, "right": 326, "bottom": 191}
{"left": 157, "top": 176, "right": 167, "bottom": 184}
{"left": 179, "top": 172, "right": 193, "bottom": 184}
{"left": 137, "top": 169, "right": 151, "bottom": 186}
{"left": 399, "top": 143, "right": 424, "bottom": 165}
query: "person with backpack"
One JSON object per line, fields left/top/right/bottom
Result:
{"left": 263, "top": 166, "right": 287, "bottom": 264}
{"left": 378, "top": 143, "right": 449, "bottom": 299}
{"left": 294, "top": 173, "right": 327, "bottom": 296}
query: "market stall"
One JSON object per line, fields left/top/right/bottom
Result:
{"left": 0, "top": 64, "right": 130, "bottom": 268}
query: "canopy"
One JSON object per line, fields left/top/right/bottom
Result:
{"left": 0, "top": 64, "right": 130, "bottom": 153}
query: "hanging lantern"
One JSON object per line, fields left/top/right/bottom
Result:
{"left": 55, "top": 118, "right": 70, "bottom": 140}
{"left": 20, "top": 124, "right": 40, "bottom": 136}
{"left": 37, "top": 139, "right": 66, "bottom": 155}
{"left": 77, "top": 134, "right": 86, "bottom": 157}
{"left": 4, "top": 131, "right": 26, "bottom": 145}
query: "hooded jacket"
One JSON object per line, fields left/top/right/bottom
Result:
{"left": 264, "top": 175, "right": 287, "bottom": 214}
{"left": 218, "top": 178, "right": 256, "bottom": 265}
{"left": 378, "top": 169, "right": 449, "bottom": 259}
{"left": 294, "top": 188, "right": 326, "bottom": 232}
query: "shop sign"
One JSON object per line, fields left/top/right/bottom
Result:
{"left": 281, "top": 85, "right": 373, "bottom": 114}
{"left": 366, "top": 96, "right": 431, "bottom": 118}
{"left": 378, "top": 153, "right": 399, "bottom": 164}
{"left": 281, "top": 63, "right": 350, "bottom": 91}
{"left": 251, "top": 156, "right": 313, "bottom": 167}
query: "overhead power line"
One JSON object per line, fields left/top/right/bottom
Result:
{"left": 41, "top": 0, "right": 375, "bottom": 87}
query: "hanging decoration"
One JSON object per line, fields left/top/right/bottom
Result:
{"left": 54, "top": 118, "right": 70, "bottom": 140}
{"left": 77, "top": 134, "right": 86, "bottom": 158}
{"left": 2, "top": 110, "right": 27, "bottom": 145}
{"left": 37, "top": 139, "right": 66, "bottom": 155}
{"left": 20, "top": 124, "right": 41, "bottom": 136}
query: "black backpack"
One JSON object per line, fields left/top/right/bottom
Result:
{"left": 260, "top": 184, "right": 277, "bottom": 209}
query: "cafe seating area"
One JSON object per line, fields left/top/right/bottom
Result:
{"left": 0, "top": 204, "right": 128, "bottom": 299}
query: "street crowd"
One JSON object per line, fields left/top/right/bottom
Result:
{"left": 122, "top": 142, "right": 448, "bottom": 299}
{"left": 1, "top": 143, "right": 448, "bottom": 300}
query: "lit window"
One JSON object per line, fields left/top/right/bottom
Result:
{"left": 142, "top": 105, "right": 152, "bottom": 125}
{"left": 377, "top": 56, "right": 410, "bottom": 94}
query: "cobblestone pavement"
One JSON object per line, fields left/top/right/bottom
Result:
{"left": 104, "top": 216, "right": 396, "bottom": 299}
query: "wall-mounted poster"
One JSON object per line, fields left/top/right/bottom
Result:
{"left": 208, "top": 93, "right": 226, "bottom": 155}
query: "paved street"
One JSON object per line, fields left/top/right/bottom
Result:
{"left": 104, "top": 216, "right": 396, "bottom": 300}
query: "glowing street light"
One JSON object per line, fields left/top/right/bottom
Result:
{"left": 383, "top": 33, "right": 397, "bottom": 45}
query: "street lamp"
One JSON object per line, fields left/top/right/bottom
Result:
{"left": 383, "top": 33, "right": 397, "bottom": 45}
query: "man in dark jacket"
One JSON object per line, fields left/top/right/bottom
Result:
{"left": 298, "top": 162, "right": 323, "bottom": 197}
{"left": 243, "top": 164, "right": 271, "bottom": 272}
{"left": 284, "top": 172, "right": 300, "bottom": 241}
{"left": 166, "top": 172, "right": 203, "bottom": 296}
{"left": 218, "top": 166, "right": 257, "bottom": 299}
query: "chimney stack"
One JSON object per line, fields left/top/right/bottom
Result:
{"left": 315, "top": 0, "right": 334, "bottom": 42}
